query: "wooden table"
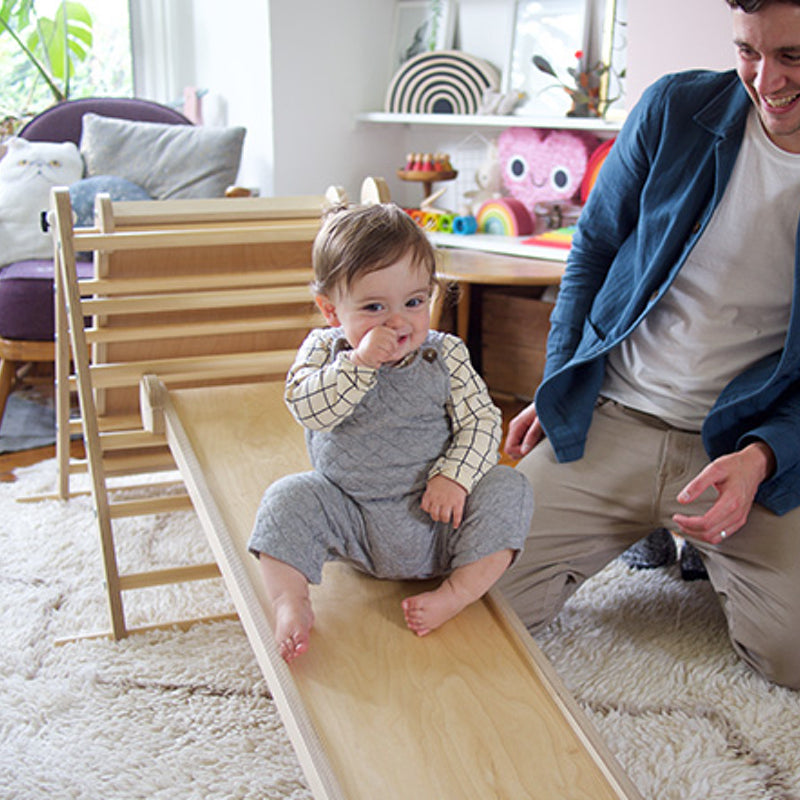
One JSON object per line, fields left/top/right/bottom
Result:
{"left": 435, "top": 247, "right": 565, "bottom": 340}
{"left": 433, "top": 247, "right": 566, "bottom": 374}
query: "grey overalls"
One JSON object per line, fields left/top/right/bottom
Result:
{"left": 248, "top": 330, "right": 532, "bottom": 584}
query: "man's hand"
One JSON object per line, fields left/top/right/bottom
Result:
{"left": 672, "top": 441, "right": 775, "bottom": 545}
{"left": 421, "top": 474, "right": 468, "bottom": 528}
{"left": 504, "top": 402, "right": 545, "bottom": 460}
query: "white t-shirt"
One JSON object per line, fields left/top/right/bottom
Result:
{"left": 601, "top": 110, "right": 800, "bottom": 430}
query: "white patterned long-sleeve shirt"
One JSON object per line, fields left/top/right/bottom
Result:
{"left": 284, "top": 327, "right": 501, "bottom": 493}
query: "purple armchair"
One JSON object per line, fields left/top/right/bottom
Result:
{"left": 0, "top": 98, "right": 192, "bottom": 427}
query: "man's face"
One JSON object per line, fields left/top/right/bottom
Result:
{"left": 734, "top": 2, "right": 800, "bottom": 152}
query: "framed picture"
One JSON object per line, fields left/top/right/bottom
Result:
{"left": 390, "top": 0, "right": 456, "bottom": 73}
{"left": 503, "top": 0, "right": 590, "bottom": 118}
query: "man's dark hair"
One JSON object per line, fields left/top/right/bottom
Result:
{"left": 726, "top": 0, "right": 800, "bottom": 10}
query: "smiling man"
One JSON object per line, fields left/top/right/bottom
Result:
{"left": 734, "top": 1, "right": 800, "bottom": 149}
{"left": 498, "top": 0, "right": 800, "bottom": 688}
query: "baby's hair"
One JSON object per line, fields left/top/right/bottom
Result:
{"left": 312, "top": 203, "right": 438, "bottom": 297}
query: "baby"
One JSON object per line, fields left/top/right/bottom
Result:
{"left": 248, "top": 202, "right": 533, "bottom": 662}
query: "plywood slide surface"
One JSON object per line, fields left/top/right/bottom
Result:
{"left": 144, "top": 378, "right": 641, "bottom": 800}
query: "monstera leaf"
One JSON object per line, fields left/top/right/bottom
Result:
{"left": 0, "top": 0, "right": 93, "bottom": 103}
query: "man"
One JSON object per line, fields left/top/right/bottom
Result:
{"left": 498, "top": 0, "right": 800, "bottom": 688}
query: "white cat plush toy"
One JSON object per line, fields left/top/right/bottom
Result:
{"left": 0, "top": 137, "right": 83, "bottom": 267}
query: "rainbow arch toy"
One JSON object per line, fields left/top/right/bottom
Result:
{"left": 580, "top": 138, "right": 616, "bottom": 204}
{"left": 476, "top": 198, "right": 534, "bottom": 236}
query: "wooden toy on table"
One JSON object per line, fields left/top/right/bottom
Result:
{"left": 476, "top": 197, "right": 534, "bottom": 236}
{"left": 397, "top": 152, "right": 458, "bottom": 199}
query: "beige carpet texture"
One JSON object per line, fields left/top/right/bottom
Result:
{"left": 2, "top": 460, "right": 799, "bottom": 799}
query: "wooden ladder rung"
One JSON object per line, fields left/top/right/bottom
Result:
{"left": 85, "top": 313, "right": 320, "bottom": 346}
{"left": 81, "top": 267, "right": 314, "bottom": 296}
{"left": 80, "top": 284, "right": 313, "bottom": 316}
{"left": 68, "top": 414, "right": 146, "bottom": 435}
{"left": 100, "top": 429, "right": 166, "bottom": 452}
{"left": 108, "top": 493, "right": 194, "bottom": 519}
{"left": 117, "top": 562, "right": 220, "bottom": 591}
{"left": 106, "top": 479, "right": 184, "bottom": 496}
{"left": 72, "top": 218, "right": 321, "bottom": 252}
{"left": 87, "top": 350, "right": 296, "bottom": 390}
{"left": 101, "top": 450, "right": 177, "bottom": 476}
{"left": 54, "top": 612, "right": 239, "bottom": 645}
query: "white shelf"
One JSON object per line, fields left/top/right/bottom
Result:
{"left": 356, "top": 111, "right": 624, "bottom": 133}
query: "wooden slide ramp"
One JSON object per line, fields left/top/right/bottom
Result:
{"left": 142, "top": 377, "right": 642, "bottom": 800}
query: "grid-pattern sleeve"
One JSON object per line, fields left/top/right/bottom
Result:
{"left": 284, "top": 328, "right": 378, "bottom": 431}
{"left": 428, "top": 334, "right": 501, "bottom": 492}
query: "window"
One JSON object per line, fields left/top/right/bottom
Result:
{"left": 0, "top": 0, "right": 133, "bottom": 130}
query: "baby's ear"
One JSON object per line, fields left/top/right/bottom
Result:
{"left": 315, "top": 294, "right": 340, "bottom": 326}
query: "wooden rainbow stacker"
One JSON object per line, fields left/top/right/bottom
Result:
{"left": 141, "top": 377, "right": 642, "bottom": 800}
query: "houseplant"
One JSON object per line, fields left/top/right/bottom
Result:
{"left": 0, "top": 0, "right": 93, "bottom": 135}
{"left": 533, "top": 49, "right": 625, "bottom": 119}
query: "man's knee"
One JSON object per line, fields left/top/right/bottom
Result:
{"left": 497, "top": 563, "right": 578, "bottom": 634}
{"left": 731, "top": 623, "right": 800, "bottom": 689}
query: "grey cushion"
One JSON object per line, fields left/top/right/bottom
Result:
{"left": 79, "top": 113, "right": 245, "bottom": 199}
{"left": 69, "top": 175, "right": 152, "bottom": 228}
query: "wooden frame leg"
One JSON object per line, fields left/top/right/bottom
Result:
{"left": 456, "top": 282, "right": 471, "bottom": 342}
{"left": 54, "top": 247, "right": 73, "bottom": 501}
{"left": 0, "top": 357, "right": 18, "bottom": 428}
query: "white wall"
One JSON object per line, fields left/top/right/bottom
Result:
{"left": 130, "top": 0, "right": 273, "bottom": 194}
{"left": 627, "top": 2, "right": 734, "bottom": 106}
{"left": 131, "top": 0, "right": 739, "bottom": 199}
{"left": 267, "top": 0, "right": 405, "bottom": 200}
{"left": 190, "top": 0, "right": 273, "bottom": 194}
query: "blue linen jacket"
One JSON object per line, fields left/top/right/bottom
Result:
{"left": 535, "top": 69, "right": 800, "bottom": 515}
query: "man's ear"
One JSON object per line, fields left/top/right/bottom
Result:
{"left": 315, "top": 294, "right": 340, "bottom": 326}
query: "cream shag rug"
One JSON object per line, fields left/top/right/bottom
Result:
{"left": 2, "top": 460, "right": 800, "bottom": 800}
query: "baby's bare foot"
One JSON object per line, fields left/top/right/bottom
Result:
{"left": 402, "top": 581, "right": 468, "bottom": 637}
{"left": 273, "top": 596, "right": 314, "bottom": 663}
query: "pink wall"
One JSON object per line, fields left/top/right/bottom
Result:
{"left": 627, "top": 2, "right": 734, "bottom": 107}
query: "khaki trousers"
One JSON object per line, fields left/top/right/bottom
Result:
{"left": 497, "top": 398, "right": 800, "bottom": 688}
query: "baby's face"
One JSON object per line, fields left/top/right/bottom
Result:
{"left": 318, "top": 251, "right": 432, "bottom": 362}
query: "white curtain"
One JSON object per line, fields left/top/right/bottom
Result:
{"left": 128, "top": 0, "right": 196, "bottom": 106}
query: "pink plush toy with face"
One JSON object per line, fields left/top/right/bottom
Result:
{"left": 497, "top": 127, "right": 599, "bottom": 213}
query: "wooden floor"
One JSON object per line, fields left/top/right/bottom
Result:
{"left": 0, "top": 439, "right": 84, "bottom": 483}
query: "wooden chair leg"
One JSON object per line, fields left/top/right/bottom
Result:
{"left": 0, "top": 357, "right": 18, "bottom": 428}
{"left": 55, "top": 248, "right": 73, "bottom": 500}
{"left": 430, "top": 284, "right": 445, "bottom": 331}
